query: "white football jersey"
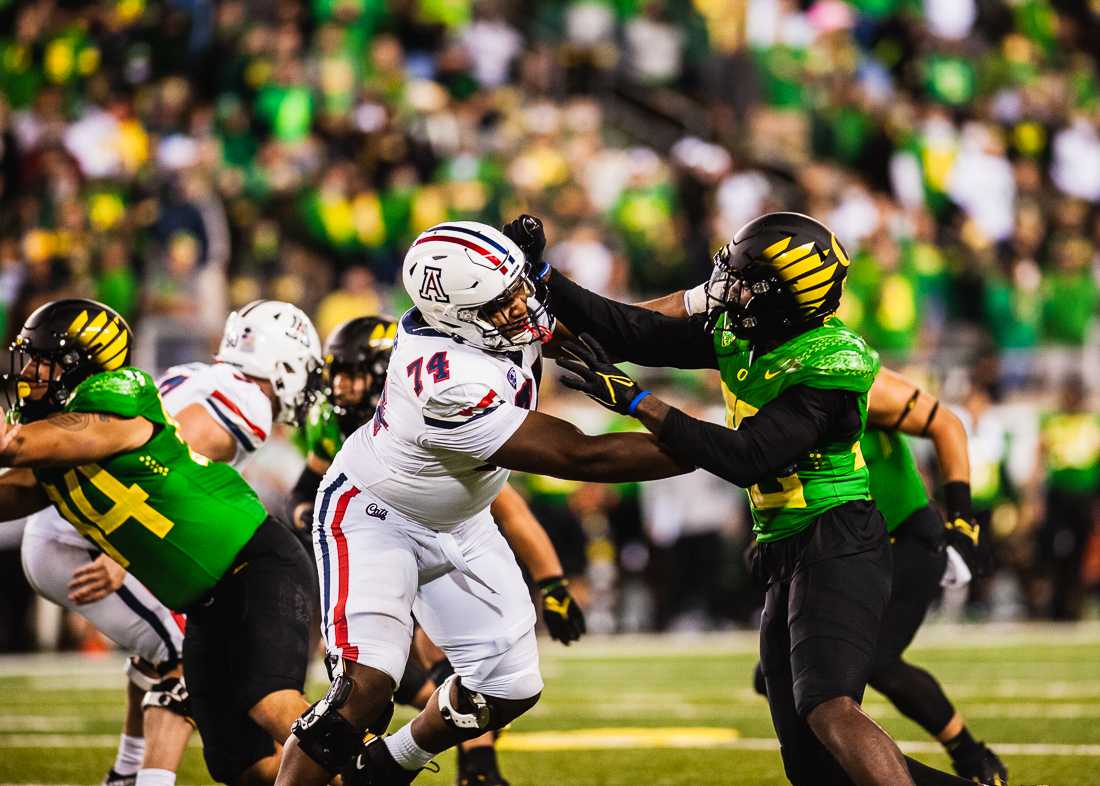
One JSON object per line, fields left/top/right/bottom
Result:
{"left": 333, "top": 310, "right": 540, "bottom": 530}
{"left": 158, "top": 362, "right": 273, "bottom": 469}
{"left": 27, "top": 361, "right": 273, "bottom": 546}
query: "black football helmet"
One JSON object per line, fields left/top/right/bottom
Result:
{"left": 4, "top": 298, "right": 134, "bottom": 422}
{"left": 703, "top": 212, "right": 851, "bottom": 343}
{"left": 322, "top": 315, "right": 397, "bottom": 435}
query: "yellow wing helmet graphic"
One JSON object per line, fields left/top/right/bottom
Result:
{"left": 368, "top": 320, "right": 398, "bottom": 350}
{"left": 66, "top": 308, "right": 132, "bottom": 370}
{"left": 759, "top": 229, "right": 849, "bottom": 320}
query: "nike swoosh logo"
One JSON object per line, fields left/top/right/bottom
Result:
{"left": 764, "top": 369, "right": 783, "bottom": 379}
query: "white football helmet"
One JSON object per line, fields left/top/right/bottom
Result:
{"left": 216, "top": 300, "right": 322, "bottom": 425}
{"left": 402, "top": 221, "right": 554, "bottom": 352}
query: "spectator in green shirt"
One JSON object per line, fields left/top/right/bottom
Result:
{"left": 93, "top": 236, "right": 138, "bottom": 324}
{"left": 1041, "top": 235, "right": 1097, "bottom": 348}
{"left": 1036, "top": 375, "right": 1100, "bottom": 620}
{"left": 984, "top": 258, "right": 1042, "bottom": 387}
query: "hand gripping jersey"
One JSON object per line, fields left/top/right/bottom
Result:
{"left": 32, "top": 368, "right": 268, "bottom": 610}
{"left": 860, "top": 427, "right": 930, "bottom": 533}
{"left": 332, "top": 310, "right": 539, "bottom": 529}
{"left": 158, "top": 362, "right": 273, "bottom": 467}
{"left": 713, "top": 315, "right": 879, "bottom": 542}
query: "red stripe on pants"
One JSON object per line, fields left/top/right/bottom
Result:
{"left": 329, "top": 486, "right": 361, "bottom": 662}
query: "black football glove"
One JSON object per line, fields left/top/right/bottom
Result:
{"left": 537, "top": 576, "right": 586, "bottom": 645}
{"left": 943, "top": 481, "right": 994, "bottom": 578}
{"left": 502, "top": 214, "right": 547, "bottom": 267}
{"left": 557, "top": 333, "right": 649, "bottom": 416}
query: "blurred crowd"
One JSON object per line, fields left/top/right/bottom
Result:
{"left": 2, "top": 0, "right": 1100, "bottom": 650}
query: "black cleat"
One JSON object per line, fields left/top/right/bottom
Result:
{"left": 952, "top": 741, "right": 1008, "bottom": 785}
{"left": 101, "top": 770, "right": 136, "bottom": 786}
{"left": 343, "top": 738, "right": 434, "bottom": 786}
{"left": 456, "top": 744, "right": 510, "bottom": 786}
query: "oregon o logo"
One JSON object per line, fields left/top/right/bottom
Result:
{"left": 420, "top": 266, "right": 450, "bottom": 303}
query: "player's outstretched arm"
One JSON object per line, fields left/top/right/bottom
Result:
{"left": 546, "top": 270, "right": 716, "bottom": 370}
{"left": 0, "top": 411, "right": 153, "bottom": 468}
{"left": 557, "top": 333, "right": 852, "bottom": 488}
{"left": 0, "top": 467, "right": 50, "bottom": 521}
{"left": 633, "top": 290, "right": 690, "bottom": 318}
{"left": 492, "top": 484, "right": 587, "bottom": 644}
{"left": 489, "top": 409, "right": 691, "bottom": 483}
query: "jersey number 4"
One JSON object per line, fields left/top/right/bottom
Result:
{"left": 406, "top": 351, "right": 451, "bottom": 395}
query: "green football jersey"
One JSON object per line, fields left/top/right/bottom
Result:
{"left": 713, "top": 316, "right": 880, "bottom": 542}
{"left": 33, "top": 368, "right": 267, "bottom": 610}
{"left": 298, "top": 398, "right": 346, "bottom": 463}
{"left": 860, "top": 428, "right": 929, "bottom": 532}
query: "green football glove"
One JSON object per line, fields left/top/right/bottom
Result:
{"left": 537, "top": 576, "right": 586, "bottom": 645}
{"left": 557, "top": 333, "right": 650, "bottom": 416}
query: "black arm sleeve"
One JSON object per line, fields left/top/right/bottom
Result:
{"left": 549, "top": 269, "right": 717, "bottom": 369}
{"left": 286, "top": 464, "right": 324, "bottom": 525}
{"left": 655, "top": 385, "right": 862, "bottom": 487}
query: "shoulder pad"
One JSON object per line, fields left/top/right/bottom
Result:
{"left": 67, "top": 368, "right": 166, "bottom": 423}
{"left": 781, "top": 323, "right": 880, "bottom": 394}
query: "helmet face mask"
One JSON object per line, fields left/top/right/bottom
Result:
{"left": 5, "top": 342, "right": 73, "bottom": 422}
{"left": 461, "top": 270, "right": 552, "bottom": 349}
{"left": 403, "top": 222, "right": 555, "bottom": 353}
{"left": 277, "top": 357, "right": 324, "bottom": 429}
{"left": 3, "top": 299, "right": 133, "bottom": 422}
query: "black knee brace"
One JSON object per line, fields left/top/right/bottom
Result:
{"left": 292, "top": 676, "right": 395, "bottom": 773}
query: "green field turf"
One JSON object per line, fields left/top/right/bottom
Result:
{"left": 2, "top": 624, "right": 1099, "bottom": 785}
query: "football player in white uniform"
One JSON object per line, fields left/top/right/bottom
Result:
{"left": 276, "top": 221, "right": 691, "bottom": 786}
{"left": 287, "top": 315, "right": 587, "bottom": 786}
{"left": 18, "top": 300, "right": 321, "bottom": 786}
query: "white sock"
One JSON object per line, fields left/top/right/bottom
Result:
{"left": 135, "top": 768, "right": 175, "bottom": 786}
{"left": 383, "top": 724, "right": 434, "bottom": 771}
{"left": 112, "top": 734, "right": 145, "bottom": 775}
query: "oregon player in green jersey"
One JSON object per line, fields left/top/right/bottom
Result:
{"left": 531, "top": 212, "right": 986, "bottom": 786}
{"left": 288, "top": 315, "right": 586, "bottom": 786}
{"left": 749, "top": 367, "right": 1005, "bottom": 784}
{"left": 862, "top": 370, "right": 1003, "bottom": 784}
{"left": 0, "top": 299, "right": 316, "bottom": 786}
